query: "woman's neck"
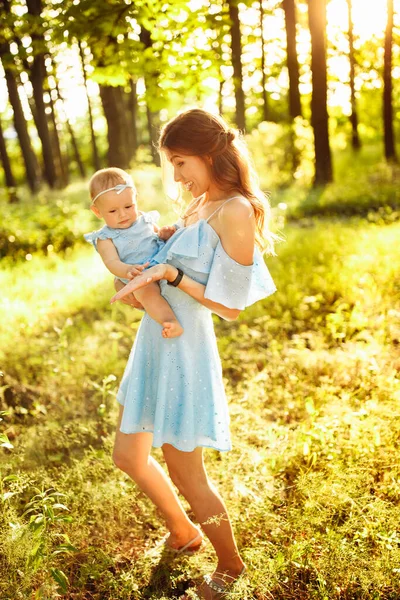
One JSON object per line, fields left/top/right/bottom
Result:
{"left": 205, "top": 187, "right": 240, "bottom": 203}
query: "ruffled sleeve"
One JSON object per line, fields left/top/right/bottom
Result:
{"left": 83, "top": 226, "right": 118, "bottom": 251}
{"left": 204, "top": 242, "right": 276, "bottom": 310}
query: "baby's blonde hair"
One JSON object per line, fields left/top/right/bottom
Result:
{"left": 89, "top": 167, "right": 135, "bottom": 203}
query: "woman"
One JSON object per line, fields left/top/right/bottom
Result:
{"left": 111, "top": 109, "right": 277, "bottom": 599}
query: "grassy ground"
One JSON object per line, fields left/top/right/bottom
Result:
{"left": 1, "top": 148, "right": 400, "bottom": 599}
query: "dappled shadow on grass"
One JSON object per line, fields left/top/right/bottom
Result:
{"left": 139, "top": 551, "right": 192, "bottom": 599}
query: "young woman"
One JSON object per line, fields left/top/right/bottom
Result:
{"left": 111, "top": 109, "right": 277, "bottom": 599}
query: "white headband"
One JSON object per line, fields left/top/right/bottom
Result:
{"left": 91, "top": 177, "right": 136, "bottom": 205}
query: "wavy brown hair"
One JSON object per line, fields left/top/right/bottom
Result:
{"left": 158, "top": 108, "right": 277, "bottom": 255}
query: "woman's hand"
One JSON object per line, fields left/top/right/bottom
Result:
{"left": 113, "top": 278, "right": 144, "bottom": 309}
{"left": 110, "top": 264, "right": 178, "bottom": 304}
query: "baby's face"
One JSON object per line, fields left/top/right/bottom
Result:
{"left": 92, "top": 188, "right": 138, "bottom": 229}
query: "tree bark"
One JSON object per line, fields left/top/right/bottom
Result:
{"left": 0, "top": 55, "right": 40, "bottom": 192}
{"left": 219, "top": 76, "right": 225, "bottom": 116}
{"left": 99, "top": 84, "right": 130, "bottom": 168}
{"left": 140, "top": 26, "right": 161, "bottom": 166}
{"left": 26, "top": 0, "right": 58, "bottom": 188}
{"left": 383, "top": 0, "right": 397, "bottom": 162}
{"left": 47, "top": 85, "right": 68, "bottom": 186}
{"left": 51, "top": 65, "right": 86, "bottom": 178}
{"left": 347, "top": 0, "right": 360, "bottom": 149}
{"left": 125, "top": 78, "right": 138, "bottom": 161}
{"left": 0, "top": 114, "right": 17, "bottom": 194}
{"left": 283, "top": 0, "right": 302, "bottom": 119}
{"left": 308, "top": 0, "right": 333, "bottom": 185}
{"left": 259, "top": 0, "right": 269, "bottom": 121}
{"left": 227, "top": 0, "right": 246, "bottom": 131}
{"left": 78, "top": 41, "right": 101, "bottom": 171}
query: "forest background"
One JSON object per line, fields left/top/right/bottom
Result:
{"left": 1, "top": 0, "right": 400, "bottom": 598}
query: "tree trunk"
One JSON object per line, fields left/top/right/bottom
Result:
{"left": 78, "top": 41, "right": 101, "bottom": 171}
{"left": 259, "top": 0, "right": 269, "bottom": 121}
{"left": 383, "top": 0, "right": 397, "bottom": 162}
{"left": 308, "top": 0, "right": 333, "bottom": 185}
{"left": 283, "top": 0, "right": 302, "bottom": 119}
{"left": 139, "top": 26, "right": 161, "bottom": 166}
{"left": 219, "top": 76, "right": 224, "bottom": 116}
{"left": 126, "top": 78, "right": 138, "bottom": 159}
{"left": 0, "top": 114, "right": 17, "bottom": 199}
{"left": 227, "top": 0, "right": 246, "bottom": 131}
{"left": 347, "top": 0, "right": 360, "bottom": 149}
{"left": 99, "top": 84, "right": 130, "bottom": 168}
{"left": 145, "top": 103, "right": 160, "bottom": 167}
{"left": 47, "top": 85, "right": 68, "bottom": 186}
{"left": 0, "top": 56, "right": 40, "bottom": 192}
{"left": 26, "top": 0, "right": 58, "bottom": 188}
{"left": 51, "top": 66, "right": 86, "bottom": 178}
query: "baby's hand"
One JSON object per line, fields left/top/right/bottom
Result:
{"left": 158, "top": 225, "right": 177, "bottom": 241}
{"left": 126, "top": 262, "right": 149, "bottom": 279}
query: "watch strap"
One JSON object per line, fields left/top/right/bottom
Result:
{"left": 167, "top": 267, "right": 184, "bottom": 287}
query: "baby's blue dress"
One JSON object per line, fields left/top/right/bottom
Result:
{"left": 84, "top": 211, "right": 164, "bottom": 283}
{"left": 116, "top": 214, "right": 277, "bottom": 452}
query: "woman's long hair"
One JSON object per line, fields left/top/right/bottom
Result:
{"left": 158, "top": 108, "right": 278, "bottom": 255}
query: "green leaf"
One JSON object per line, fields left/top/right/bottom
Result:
{"left": 50, "top": 568, "right": 69, "bottom": 593}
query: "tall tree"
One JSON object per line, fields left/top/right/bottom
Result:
{"left": 99, "top": 83, "right": 130, "bottom": 168}
{"left": 259, "top": 0, "right": 269, "bottom": 121}
{"left": 0, "top": 114, "right": 17, "bottom": 195}
{"left": 383, "top": 0, "right": 397, "bottom": 162}
{"left": 227, "top": 0, "right": 246, "bottom": 131}
{"left": 51, "top": 61, "right": 86, "bottom": 178}
{"left": 139, "top": 26, "right": 161, "bottom": 167}
{"left": 78, "top": 41, "right": 101, "bottom": 171}
{"left": 282, "top": 0, "right": 302, "bottom": 119}
{"left": 47, "top": 83, "right": 68, "bottom": 186}
{"left": 308, "top": 0, "right": 333, "bottom": 185}
{"left": 26, "top": 0, "right": 58, "bottom": 188}
{"left": 0, "top": 56, "right": 40, "bottom": 192}
{"left": 126, "top": 78, "right": 138, "bottom": 158}
{"left": 347, "top": 0, "right": 360, "bottom": 149}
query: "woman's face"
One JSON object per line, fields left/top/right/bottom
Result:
{"left": 164, "top": 149, "right": 213, "bottom": 198}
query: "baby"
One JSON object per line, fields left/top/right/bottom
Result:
{"left": 84, "top": 167, "right": 182, "bottom": 338}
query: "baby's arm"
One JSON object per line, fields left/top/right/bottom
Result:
{"left": 158, "top": 224, "right": 178, "bottom": 241}
{"left": 97, "top": 238, "right": 146, "bottom": 280}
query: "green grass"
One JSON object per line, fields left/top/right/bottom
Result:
{"left": 1, "top": 210, "right": 399, "bottom": 598}
{"left": 1, "top": 142, "right": 400, "bottom": 598}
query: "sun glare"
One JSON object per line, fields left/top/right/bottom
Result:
{"left": 327, "top": 0, "right": 388, "bottom": 42}
{"left": 0, "top": 0, "right": 393, "bottom": 123}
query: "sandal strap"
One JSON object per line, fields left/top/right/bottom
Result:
{"left": 203, "top": 566, "right": 247, "bottom": 593}
{"left": 177, "top": 532, "right": 202, "bottom": 553}
{"left": 203, "top": 574, "right": 226, "bottom": 593}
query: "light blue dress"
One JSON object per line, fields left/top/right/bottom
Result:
{"left": 116, "top": 201, "right": 277, "bottom": 452}
{"left": 84, "top": 211, "right": 164, "bottom": 283}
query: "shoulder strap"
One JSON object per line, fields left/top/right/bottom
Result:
{"left": 206, "top": 196, "right": 243, "bottom": 223}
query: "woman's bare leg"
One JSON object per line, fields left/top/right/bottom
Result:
{"left": 162, "top": 443, "right": 245, "bottom": 579}
{"left": 113, "top": 405, "right": 201, "bottom": 547}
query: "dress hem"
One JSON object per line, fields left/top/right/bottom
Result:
{"left": 118, "top": 426, "right": 231, "bottom": 453}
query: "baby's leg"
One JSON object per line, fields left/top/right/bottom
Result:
{"left": 134, "top": 282, "right": 183, "bottom": 338}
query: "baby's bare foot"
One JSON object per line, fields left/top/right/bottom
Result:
{"left": 162, "top": 321, "right": 183, "bottom": 338}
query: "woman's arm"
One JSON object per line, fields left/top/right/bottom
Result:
{"left": 170, "top": 267, "right": 241, "bottom": 321}
{"left": 173, "top": 199, "right": 256, "bottom": 320}
{"left": 110, "top": 198, "right": 256, "bottom": 320}
{"left": 114, "top": 278, "right": 144, "bottom": 309}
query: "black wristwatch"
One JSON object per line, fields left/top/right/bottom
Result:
{"left": 167, "top": 267, "right": 184, "bottom": 287}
